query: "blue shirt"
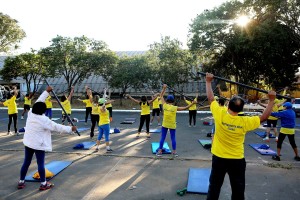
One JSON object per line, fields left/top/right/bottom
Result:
{"left": 271, "top": 109, "right": 295, "bottom": 128}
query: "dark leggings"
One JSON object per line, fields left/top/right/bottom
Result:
{"left": 189, "top": 110, "right": 197, "bottom": 126}
{"left": 91, "top": 114, "right": 99, "bottom": 134}
{"left": 8, "top": 113, "right": 18, "bottom": 133}
{"left": 85, "top": 107, "right": 92, "bottom": 123}
{"left": 20, "top": 146, "right": 45, "bottom": 182}
{"left": 277, "top": 132, "right": 297, "bottom": 149}
{"left": 138, "top": 114, "right": 150, "bottom": 132}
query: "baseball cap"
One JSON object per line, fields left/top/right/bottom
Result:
{"left": 283, "top": 102, "right": 292, "bottom": 109}
{"left": 98, "top": 98, "right": 106, "bottom": 105}
{"left": 166, "top": 95, "right": 174, "bottom": 102}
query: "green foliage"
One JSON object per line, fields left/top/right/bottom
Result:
{"left": 148, "top": 36, "right": 195, "bottom": 89}
{"left": 0, "top": 13, "right": 26, "bottom": 53}
{"left": 39, "top": 35, "right": 117, "bottom": 91}
{"left": 188, "top": 0, "right": 300, "bottom": 92}
{"left": 0, "top": 51, "right": 48, "bottom": 93}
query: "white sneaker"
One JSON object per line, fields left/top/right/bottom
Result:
{"left": 158, "top": 123, "right": 161, "bottom": 126}
{"left": 21, "top": 116, "right": 24, "bottom": 120}
{"left": 263, "top": 137, "right": 270, "bottom": 142}
{"left": 7, "top": 131, "right": 12, "bottom": 135}
{"left": 150, "top": 123, "right": 153, "bottom": 126}
{"left": 189, "top": 125, "right": 191, "bottom": 127}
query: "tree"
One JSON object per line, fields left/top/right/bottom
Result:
{"left": 0, "top": 13, "right": 26, "bottom": 53}
{"left": 40, "top": 35, "right": 117, "bottom": 91}
{"left": 188, "top": 0, "right": 300, "bottom": 94}
{"left": 148, "top": 36, "right": 195, "bottom": 90}
{"left": 104, "top": 55, "right": 153, "bottom": 106}
{"left": 0, "top": 51, "right": 48, "bottom": 93}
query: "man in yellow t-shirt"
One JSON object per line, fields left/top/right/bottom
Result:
{"left": 21, "top": 92, "right": 35, "bottom": 119}
{"left": 1, "top": 86, "right": 19, "bottom": 135}
{"left": 205, "top": 73, "right": 276, "bottom": 200}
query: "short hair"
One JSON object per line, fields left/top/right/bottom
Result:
{"left": 141, "top": 96, "right": 147, "bottom": 102}
{"left": 60, "top": 95, "right": 67, "bottom": 102}
{"left": 218, "top": 98, "right": 225, "bottom": 106}
{"left": 32, "top": 102, "right": 47, "bottom": 115}
{"left": 228, "top": 96, "right": 244, "bottom": 113}
{"left": 25, "top": 93, "right": 29, "bottom": 97}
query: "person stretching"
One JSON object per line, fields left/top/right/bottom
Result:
{"left": 156, "top": 84, "right": 197, "bottom": 157}
{"left": 17, "top": 86, "right": 77, "bottom": 191}
{"left": 21, "top": 92, "right": 35, "bottom": 119}
{"left": 271, "top": 102, "right": 300, "bottom": 161}
{"left": 126, "top": 94, "right": 159, "bottom": 138}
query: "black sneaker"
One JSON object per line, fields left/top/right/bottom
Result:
{"left": 106, "top": 148, "right": 113, "bottom": 153}
{"left": 294, "top": 156, "right": 300, "bottom": 161}
{"left": 39, "top": 182, "right": 54, "bottom": 191}
{"left": 272, "top": 155, "right": 280, "bottom": 161}
{"left": 90, "top": 132, "right": 94, "bottom": 139}
{"left": 17, "top": 181, "right": 25, "bottom": 189}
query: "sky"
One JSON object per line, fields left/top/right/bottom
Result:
{"left": 1, "top": 0, "right": 228, "bottom": 54}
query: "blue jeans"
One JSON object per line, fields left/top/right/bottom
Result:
{"left": 20, "top": 146, "right": 46, "bottom": 182}
{"left": 98, "top": 124, "right": 110, "bottom": 142}
{"left": 207, "top": 155, "right": 246, "bottom": 200}
{"left": 159, "top": 126, "right": 176, "bottom": 150}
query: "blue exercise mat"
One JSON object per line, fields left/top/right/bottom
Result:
{"left": 249, "top": 144, "right": 277, "bottom": 155}
{"left": 77, "top": 127, "right": 90, "bottom": 132}
{"left": 73, "top": 141, "right": 96, "bottom": 150}
{"left": 187, "top": 168, "right": 211, "bottom": 194}
{"left": 25, "top": 160, "right": 72, "bottom": 182}
{"left": 150, "top": 128, "right": 161, "bottom": 133}
{"left": 198, "top": 139, "right": 212, "bottom": 149}
{"left": 151, "top": 142, "right": 171, "bottom": 154}
{"left": 254, "top": 131, "right": 275, "bottom": 138}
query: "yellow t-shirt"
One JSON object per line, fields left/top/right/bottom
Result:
{"left": 91, "top": 103, "right": 99, "bottom": 115}
{"left": 82, "top": 99, "right": 92, "bottom": 108}
{"left": 98, "top": 108, "right": 110, "bottom": 126}
{"left": 3, "top": 96, "right": 18, "bottom": 114}
{"left": 268, "top": 105, "right": 278, "bottom": 120}
{"left": 280, "top": 127, "right": 295, "bottom": 135}
{"left": 106, "top": 103, "right": 112, "bottom": 108}
{"left": 45, "top": 96, "right": 53, "bottom": 108}
{"left": 24, "top": 97, "right": 31, "bottom": 105}
{"left": 185, "top": 98, "right": 197, "bottom": 111}
{"left": 162, "top": 104, "right": 178, "bottom": 129}
{"left": 61, "top": 99, "right": 71, "bottom": 114}
{"left": 140, "top": 102, "right": 150, "bottom": 115}
{"left": 152, "top": 98, "right": 160, "bottom": 109}
{"left": 211, "top": 100, "right": 260, "bottom": 159}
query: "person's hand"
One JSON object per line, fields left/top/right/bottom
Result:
{"left": 71, "top": 126, "right": 77, "bottom": 132}
{"left": 206, "top": 73, "right": 214, "bottom": 82}
{"left": 284, "top": 86, "right": 289, "bottom": 90}
{"left": 192, "top": 100, "right": 197, "bottom": 104}
{"left": 46, "top": 86, "right": 53, "bottom": 93}
{"left": 85, "top": 85, "right": 89, "bottom": 90}
{"left": 268, "top": 91, "right": 276, "bottom": 102}
{"left": 125, "top": 94, "right": 130, "bottom": 97}
{"left": 71, "top": 86, "right": 75, "bottom": 90}
{"left": 216, "top": 84, "right": 220, "bottom": 88}
{"left": 163, "top": 84, "right": 167, "bottom": 89}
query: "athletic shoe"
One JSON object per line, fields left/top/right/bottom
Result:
{"left": 136, "top": 133, "right": 140, "bottom": 138}
{"left": 263, "top": 137, "right": 270, "bottom": 142}
{"left": 294, "top": 156, "right": 300, "bottom": 161}
{"left": 39, "top": 182, "right": 54, "bottom": 191}
{"left": 21, "top": 116, "right": 24, "bottom": 120}
{"left": 7, "top": 131, "right": 12, "bottom": 135}
{"left": 150, "top": 123, "right": 153, "bottom": 126}
{"left": 158, "top": 123, "right": 161, "bottom": 126}
{"left": 17, "top": 181, "right": 25, "bottom": 189}
{"left": 272, "top": 155, "right": 280, "bottom": 161}
{"left": 156, "top": 152, "right": 162, "bottom": 157}
{"left": 90, "top": 132, "right": 94, "bottom": 139}
{"left": 106, "top": 148, "right": 113, "bottom": 153}
{"left": 172, "top": 152, "right": 179, "bottom": 157}
{"left": 146, "top": 133, "right": 151, "bottom": 138}
{"left": 188, "top": 125, "right": 191, "bottom": 127}
{"left": 15, "top": 131, "right": 20, "bottom": 136}
{"left": 95, "top": 146, "right": 99, "bottom": 151}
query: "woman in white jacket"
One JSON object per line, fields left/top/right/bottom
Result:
{"left": 17, "top": 86, "right": 77, "bottom": 191}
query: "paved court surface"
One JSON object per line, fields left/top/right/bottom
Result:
{"left": 0, "top": 109, "right": 300, "bottom": 200}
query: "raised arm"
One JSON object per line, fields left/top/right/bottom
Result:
{"left": 178, "top": 100, "right": 197, "bottom": 111}
{"left": 36, "top": 86, "right": 53, "bottom": 103}
{"left": 67, "top": 86, "right": 74, "bottom": 101}
{"left": 13, "top": 86, "right": 18, "bottom": 97}
{"left": 126, "top": 94, "right": 140, "bottom": 103}
{"left": 259, "top": 91, "right": 276, "bottom": 122}
{"left": 148, "top": 93, "right": 160, "bottom": 104}
{"left": 160, "top": 84, "right": 167, "bottom": 104}
{"left": 87, "top": 89, "right": 93, "bottom": 103}
{"left": 205, "top": 73, "right": 215, "bottom": 104}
